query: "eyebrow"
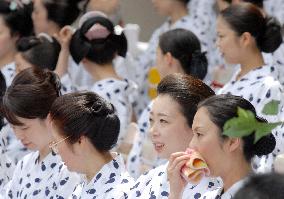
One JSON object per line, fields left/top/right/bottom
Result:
{"left": 149, "top": 112, "right": 170, "bottom": 117}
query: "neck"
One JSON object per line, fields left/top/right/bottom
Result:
{"left": 0, "top": 50, "right": 16, "bottom": 69}
{"left": 237, "top": 49, "right": 264, "bottom": 80}
{"left": 39, "top": 146, "right": 52, "bottom": 162}
{"left": 85, "top": 152, "right": 114, "bottom": 182}
{"left": 221, "top": 158, "right": 251, "bottom": 192}
{"left": 44, "top": 23, "right": 61, "bottom": 37}
{"left": 84, "top": 61, "right": 121, "bottom": 81}
{"left": 169, "top": 4, "right": 188, "bottom": 24}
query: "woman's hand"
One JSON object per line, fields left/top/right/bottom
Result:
{"left": 54, "top": 25, "right": 74, "bottom": 50}
{"left": 167, "top": 152, "right": 190, "bottom": 199}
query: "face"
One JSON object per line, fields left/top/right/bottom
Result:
{"left": 190, "top": 107, "right": 228, "bottom": 177}
{"left": 86, "top": 0, "right": 120, "bottom": 15}
{"left": 151, "top": 0, "right": 175, "bottom": 16}
{"left": 156, "top": 47, "right": 170, "bottom": 78}
{"left": 49, "top": 121, "right": 83, "bottom": 173}
{"left": 149, "top": 94, "right": 193, "bottom": 159}
{"left": 216, "top": 16, "right": 242, "bottom": 65}
{"left": 11, "top": 117, "right": 52, "bottom": 152}
{"left": 0, "top": 16, "right": 17, "bottom": 60}
{"left": 32, "top": 0, "right": 50, "bottom": 35}
{"left": 15, "top": 53, "right": 34, "bottom": 74}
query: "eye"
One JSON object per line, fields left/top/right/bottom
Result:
{"left": 160, "top": 119, "right": 168, "bottom": 124}
{"left": 149, "top": 117, "right": 154, "bottom": 125}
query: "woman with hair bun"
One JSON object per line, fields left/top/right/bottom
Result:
{"left": 168, "top": 94, "right": 276, "bottom": 199}
{"left": 67, "top": 12, "right": 137, "bottom": 150}
{"left": 1, "top": 68, "right": 79, "bottom": 198}
{"left": 216, "top": 3, "right": 284, "bottom": 171}
{"left": 49, "top": 91, "right": 134, "bottom": 198}
{"left": 127, "top": 28, "right": 208, "bottom": 178}
{"left": 0, "top": 0, "right": 33, "bottom": 86}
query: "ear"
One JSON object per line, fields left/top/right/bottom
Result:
{"left": 225, "top": 137, "right": 241, "bottom": 152}
{"left": 164, "top": 52, "right": 174, "bottom": 66}
{"left": 239, "top": 32, "right": 253, "bottom": 48}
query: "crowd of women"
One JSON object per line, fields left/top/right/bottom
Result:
{"left": 0, "top": 0, "right": 284, "bottom": 198}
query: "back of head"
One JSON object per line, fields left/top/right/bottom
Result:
{"left": 234, "top": 173, "right": 284, "bottom": 199}
{"left": 50, "top": 91, "right": 120, "bottom": 152}
{"left": 159, "top": 28, "right": 208, "bottom": 80}
{"left": 3, "top": 68, "right": 61, "bottom": 126}
{"left": 198, "top": 94, "right": 276, "bottom": 162}
{"left": 70, "top": 12, "right": 127, "bottom": 64}
{"left": 157, "top": 73, "right": 215, "bottom": 127}
{"left": 16, "top": 34, "right": 61, "bottom": 71}
{"left": 221, "top": 3, "right": 282, "bottom": 53}
{"left": 42, "top": 0, "right": 82, "bottom": 27}
{"left": 0, "top": 1, "right": 33, "bottom": 37}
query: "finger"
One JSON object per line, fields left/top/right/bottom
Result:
{"left": 168, "top": 152, "right": 187, "bottom": 163}
{"left": 168, "top": 154, "right": 190, "bottom": 171}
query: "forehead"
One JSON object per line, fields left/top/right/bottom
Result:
{"left": 192, "top": 107, "right": 213, "bottom": 129}
{"left": 151, "top": 94, "right": 181, "bottom": 114}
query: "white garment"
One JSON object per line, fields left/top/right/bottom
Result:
{"left": 1, "top": 62, "right": 15, "bottom": 87}
{"left": 69, "top": 154, "right": 134, "bottom": 199}
{"left": 129, "top": 163, "right": 220, "bottom": 199}
{"left": 201, "top": 177, "right": 247, "bottom": 199}
{"left": 90, "top": 78, "right": 137, "bottom": 147}
{"left": 218, "top": 65, "right": 284, "bottom": 171}
{"left": 0, "top": 124, "right": 15, "bottom": 191}
{"left": 2, "top": 151, "right": 80, "bottom": 198}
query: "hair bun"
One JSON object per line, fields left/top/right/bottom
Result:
{"left": 190, "top": 50, "right": 208, "bottom": 80}
{"left": 46, "top": 71, "right": 61, "bottom": 96}
{"left": 254, "top": 133, "right": 276, "bottom": 156}
{"left": 259, "top": 16, "right": 283, "bottom": 53}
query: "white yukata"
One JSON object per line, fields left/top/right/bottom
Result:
{"left": 272, "top": 42, "right": 284, "bottom": 86}
{"left": 218, "top": 65, "right": 284, "bottom": 171}
{"left": 264, "top": 0, "right": 284, "bottom": 24}
{"left": 133, "top": 14, "right": 212, "bottom": 117}
{"left": 69, "top": 154, "right": 134, "bottom": 199}
{"left": 129, "top": 163, "right": 220, "bottom": 199}
{"left": 201, "top": 178, "right": 247, "bottom": 199}
{"left": 1, "top": 62, "right": 16, "bottom": 87}
{"left": 2, "top": 151, "right": 80, "bottom": 199}
{"left": 90, "top": 78, "right": 137, "bottom": 148}
{"left": 0, "top": 124, "right": 15, "bottom": 191}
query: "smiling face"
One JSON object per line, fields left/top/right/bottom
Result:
{"left": 11, "top": 117, "right": 52, "bottom": 152}
{"left": 149, "top": 94, "right": 193, "bottom": 159}
{"left": 216, "top": 16, "right": 243, "bottom": 65}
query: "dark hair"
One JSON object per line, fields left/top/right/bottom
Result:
{"left": 50, "top": 91, "right": 120, "bottom": 152}
{"left": 234, "top": 173, "right": 284, "bottom": 199}
{"left": 70, "top": 16, "right": 127, "bottom": 64}
{"left": 41, "top": 0, "right": 82, "bottom": 28}
{"left": 157, "top": 73, "right": 215, "bottom": 127}
{"left": 2, "top": 68, "right": 61, "bottom": 126}
{"left": 16, "top": 35, "right": 61, "bottom": 71}
{"left": 198, "top": 94, "right": 276, "bottom": 161}
{"left": 177, "top": 0, "right": 190, "bottom": 4}
{"left": 0, "top": 71, "right": 6, "bottom": 130}
{"left": 159, "top": 29, "right": 208, "bottom": 80}
{"left": 243, "top": 0, "right": 263, "bottom": 8}
{"left": 0, "top": 1, "right": 33, "bottom": 37}
{"left": 220, "top": 3, "right": 282, "bottom": 53}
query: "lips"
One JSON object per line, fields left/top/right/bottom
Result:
{"left": 153, "top": 142, "right": 165, "bottom": 153}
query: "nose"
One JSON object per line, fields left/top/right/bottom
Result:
{"left": 188, "top": 135, "right": 198, "bottom": 150}
{"left": 149, "top": 122, "right": 160, "bottom": 140}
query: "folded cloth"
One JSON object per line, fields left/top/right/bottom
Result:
{"left": 181, "top": 148, "right": 210, "bottom": 184}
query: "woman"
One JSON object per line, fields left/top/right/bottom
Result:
{"left": 15, "top": 34, "right": 74, "bottom": 94}
{"left": 128, "top": 73, "right": 218, "bottom": 199}
{"left": 216, "top": 3, "right": 284, "bottom": 171}
{"left": 127, "top": 28, "right": 208, "bottom": 178}
{"left": 49, "top": 91, "right": 134, "bottom": 198}
{"left": 167, "top": 94, "right": 276, "bottom": 198}
{"left": 0, "top": 0, "right": 33, "bottom": 86}
{"left": 1, "top": 68, "right": 79, "bottom": 198}
{"left": 133, "top": 0, "right": 212, "bottom": 118}
{"left": 66, "top": 13, "right": 137, "bottom": 149}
